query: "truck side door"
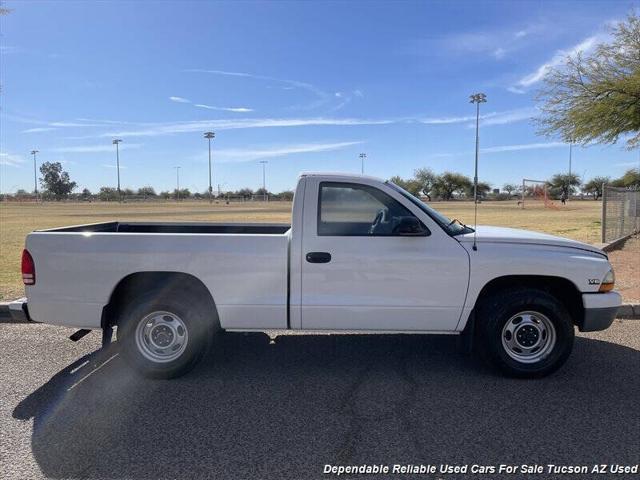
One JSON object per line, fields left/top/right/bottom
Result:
{"left": 299, "top": 177, "right": 469, "bottom": 331}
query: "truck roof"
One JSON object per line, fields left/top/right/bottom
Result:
{"left": 299, "top": 172, "right": 384, "bottom": 182}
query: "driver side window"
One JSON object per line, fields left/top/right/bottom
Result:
{"left": 318, "top": 182, "right": 423, "bottom": 236}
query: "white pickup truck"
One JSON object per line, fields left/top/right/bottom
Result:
{"left": 14, "top": 173, "right": 620, "bottom": 378}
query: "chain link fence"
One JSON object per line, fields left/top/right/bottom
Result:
{"left": 602, "top": 185, "right": 640, "bottom": 243}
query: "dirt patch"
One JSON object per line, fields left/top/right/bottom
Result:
{"left": 608, "top": 235, "right": 640, "bottom": 303}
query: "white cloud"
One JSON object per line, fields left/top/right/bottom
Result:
{"left": 53, "top": 144, "right": 142, "bottom": 153}
{"left": 21, "top": 127, "right": 59, "bottom": 134}
{"left": 102, "top": 118, "right": 395, "bottom": 138}
{"left": 184, "top": 68, "right": 333, "bottom": 110}
{"left": 194, "top": 104, "right": 254, "bottom": 113}
{"left": 227, "top": 107, "right": 253, "bottom": 113}
{"left": 419, "top": 114, "right": 475, "bottom": 125}
{"left": 43, "top": 108, "right": 532, "bottom": 140}
{"left": 435, "top": 25, "right": 545, "bottom": 61}
{"left": 481, "top": 142, "right": 566, "bottom": 153}
{"left": 74, "top": 118, "right": 133, "bottom": 125}
{"left": 49, "top": 121, "right": 112, "bottom": 127}
{"left": 493, "top": 48, "right": 507, "bottom": 60}
{"left": 507, "top": 86, "right": 526, "bottom": 95}
{"left": 513, "top": 35, "right": 600, "bottom": 90}
{"left": 420, "top": 108, "right": 535, "bottom": 127}
{"left": 0, "top": 152, "right": 24, "bottom": 167}
{"left": 170, "top": 94, "right": 254, "bottom": 113}
{"left": 185, "top": 68, "right": 327, "bottom": 97}
{"left": 480, "top": 108, "right": 537, "bottom": 126}
{"left": 213, "top": 141, "right": 364, "bottom": 163}
{"left": 101, "top": 164, "right": 128, "bottom": 169}
{"left": 331, "top": 89, "right": 365, "bottom": 111}
{"left": 10, "top": 107, "right": 534, "bottom": 143}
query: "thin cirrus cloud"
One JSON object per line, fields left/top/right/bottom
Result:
{"left": 431, "top": 141, "right": 567, "bottom": 158}
{"left": 101, "top": 164, "right": 128, "bottom": 169}
{"left": 184, "top": 69, "right": 328, "bottom": 100}
{"left": 0, "top": 152, "right": 25, "bottom": 167}
{"left": 428, "top": 25, "right": 541, "bottom": 61}
{"left": 99, "top": 109, "right": 530, "bottom": 139}
{"left": 21, "top": 127, "right": 59, "bottom": 134}
{"left": 14, "top": 108, "right": 533, "bottom": 141}
{"left": 52, "top": 143, "right": 142, "bottom": 153}
{"left": 169, "top": 96, "right": 190, "bottom": 103}
{"left": 194, "top": 104, "right": 254, "bottom": 113}
{"left": 17, "top": 117, "right": 133, "bottom": 133}
{"left": 419, "top": 107, "right": 535, "bottom": 127}
{"left": 510, "top": 35, "right": 601, "bottom": 93}
{"left": 213, "top": 141, "right": 364, "bottom": 163}
{"left": 183, "top": 69, "right": 362, "bottom": 111}
{"left": 102, "top": 117, "right": 395, "bottom": 138}
{"left": 481, "top": 141, "right": 566, "bottom": 153}
{"left": 480, "top": 108, "right": 538, "bottom": 127}
{"left": 169, "top": 95, "right": 254, "bottom": 113}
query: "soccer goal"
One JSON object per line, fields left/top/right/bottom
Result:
{"left": 520, "top": 179, "right": 558, "bottom": 209}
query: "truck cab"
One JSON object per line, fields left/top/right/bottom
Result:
{"left": 289, "top": 173, "right": 471, "bottom": 332}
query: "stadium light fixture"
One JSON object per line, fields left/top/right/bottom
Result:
{"left": 174, "top": 166, "right": 181, "bottom": 202}
{"left": 30, "top": 150, "right": 39, "bottom": 202}
{"left": 259, "top": 160, "right": 268, "bottom": 202}
{"left": 112, "top": 139, "right": 123, "bottom": 203}
{"left": 469, "top": 92, "right": 487, "bottom": 251}
{"left": 204, "top": 131, "right": 215, "bottom": 203}
{"left": 359, "top": 153, "right": 367, "bottom": 174}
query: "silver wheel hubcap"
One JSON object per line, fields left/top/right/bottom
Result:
{"left": 501, "top": 311, "right": 556, "bottom": 364}
{"left": 135, "top": 311, "right": 189, "bottom": 363}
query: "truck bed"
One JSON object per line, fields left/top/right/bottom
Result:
{"left": 25, "top": 222, "right": 291, "bottom": 330}
{"left": 40, "top": 221, "right": 291, "bottom": 235}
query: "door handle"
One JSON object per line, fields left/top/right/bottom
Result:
{"left": 306, "top": 252, "right": 332, "bottom": 263}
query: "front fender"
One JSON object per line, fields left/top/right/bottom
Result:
{"left": 457, "top": 243, "right": 612, "bottom": 330}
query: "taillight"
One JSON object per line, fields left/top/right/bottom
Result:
{"left": 599, "top": 269, "right": 615, "bottom": 293}
{"left": 22, "top": 249, "right": 35, "bottom": 285}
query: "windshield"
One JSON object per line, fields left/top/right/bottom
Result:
{"left": 386, "top": 182, "right": 473, "bottom": 236}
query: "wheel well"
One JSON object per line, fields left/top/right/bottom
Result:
{"left": 101, "top": 272, "right": 218, "bottom": 328}
{"left": 473, "top": 275, "right": 584, "bottom": 326}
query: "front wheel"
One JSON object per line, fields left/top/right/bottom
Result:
{"left": 117, "top": 290, "right": 216, "bottom": 379}
{"left": 476, "top": 288, "right": 575, "bottom": 378}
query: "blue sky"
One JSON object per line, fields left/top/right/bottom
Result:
{"left": 1, "top": 0, "right": 638, "bottom": 194}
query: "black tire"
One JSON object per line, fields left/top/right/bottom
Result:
{"left": 476, "top": 287, "right": 574, "bottom": 378}
{"left": 117, "top": 289, "right": 217, "bottom": 379}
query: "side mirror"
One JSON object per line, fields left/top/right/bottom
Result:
{"left": 393, "top": 216, "right": 429, "bottom": 236}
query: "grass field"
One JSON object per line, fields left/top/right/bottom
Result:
{"left": 0, "top": 199, "right": 603, "bottom": 301}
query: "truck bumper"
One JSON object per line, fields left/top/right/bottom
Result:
{"left": 579, "top": 292, "right": 621, "bottom": 332}
{"left": 8, "top": 297, "right": 33, "bottom": 323}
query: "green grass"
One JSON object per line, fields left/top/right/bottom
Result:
{"left": 0, "top": 199, "right": 603, "bottom": 301}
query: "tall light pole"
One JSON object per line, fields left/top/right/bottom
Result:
{"left": 30, "top": 150, "right": 39, "bottom": 202}
{"left": 112, "top": 139, "right": 123, "bottom": 202}
{"left": 568, "top": 142, "right": 573, "bottom": 202}
{"left": 359, "top": 153, "right": 366, "bottom": 174}
{"left": 204, "top": 131, "right": 215, "bottom": 203}
{"left": 259, "top": 160, "right": 268, "bottom": 201}
{"left": 469, "top": 92, "right": 487, "bottom": 251}
{"left": 174, "top": 166, "right": 181, "bottom": 201}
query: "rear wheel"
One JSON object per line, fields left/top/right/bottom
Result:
{"left": 117, "top": 290, "right": 217, "bottom": 379}
{"left": 476, "top": 288, "right": 574, "bottom": 378}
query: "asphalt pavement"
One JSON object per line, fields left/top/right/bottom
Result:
{"left": 1, "top": 321, "right": 639, "bottom": 479}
